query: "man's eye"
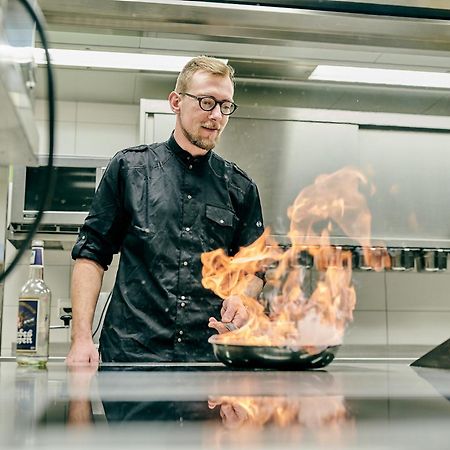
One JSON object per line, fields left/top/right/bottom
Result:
{"left": 201, "top": 98, "right": 215, "bottom": 109}
{"left": 222, "top": 103, "right": 232, "bottom": 113}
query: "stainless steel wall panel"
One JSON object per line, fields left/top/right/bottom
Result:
{"left": 358, "top": 128, "right": 450, "bottom": 246}
{"left": 215, "top": 119, "right": 359, "bottom": 236}
{"left": 146, "top": 102, "right": 450, "bottom": 248}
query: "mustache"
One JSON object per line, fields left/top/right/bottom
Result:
{"left": 202, "top": 122, "right": 220, "bottom": 131}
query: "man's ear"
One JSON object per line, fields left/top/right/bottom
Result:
{"left": 168, "top": 91, "right": 181, "bottom": 114}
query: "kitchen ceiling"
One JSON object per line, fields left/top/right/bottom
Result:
{"left": 34, "top": 0, "right": 450, "bottom": 114}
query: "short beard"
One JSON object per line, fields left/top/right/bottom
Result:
{"left": 181, "top": 123, "right": 218, "bottom": 151}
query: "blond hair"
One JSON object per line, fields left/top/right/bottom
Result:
{"left": 175, "top": 56, "right": 235, "bottom": 92}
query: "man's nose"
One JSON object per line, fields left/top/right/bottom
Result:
{"left": 208, "top": 103, "right": 223, "bottom": 119}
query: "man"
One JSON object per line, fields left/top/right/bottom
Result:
{"left": 66, "top": 56, "right": 264, "bottom": 365}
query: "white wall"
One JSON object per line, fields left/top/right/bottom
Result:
{"left": 0, "top": 100, "right": 138, "bottom": 356}
{"left": 34, "top": 100, "right": 139, "bottom": 158}
{"left": 345, "top": 271, "right": 450, "bottom": 347}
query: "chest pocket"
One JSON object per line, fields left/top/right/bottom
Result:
{"left": 204, "top": 204, "right": 237, "bottom": 249}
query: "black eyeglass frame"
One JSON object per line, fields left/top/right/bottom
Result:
{"left": 179, "top": 92, "right": 238, "bottom": 115}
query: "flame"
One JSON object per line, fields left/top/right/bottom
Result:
{"left": 208, "top": 395, "right": 351, "bottom": 430}
{"left": 202, "top": 167, "right": 389, "bottom": 350}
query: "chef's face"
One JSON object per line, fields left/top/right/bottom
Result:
{"left": 177, "top": 70, "right": 234, "bottom": 152}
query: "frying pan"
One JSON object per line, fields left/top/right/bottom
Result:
{"left": 210, "top": 339, "right": 339, "bottom": 370}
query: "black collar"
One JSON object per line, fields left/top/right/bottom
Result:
{"left": 167, "top": 133, "right": 212, "bottom": 168}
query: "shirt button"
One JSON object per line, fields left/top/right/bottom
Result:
{"left": 179, "top": 330, "right": 183, "bottom": 335}
{"left": 185, "top": 227, "right": 190, "bottom": 232}
{"left": 188, "top": 165, "right": 193, "bottom": 170}
{"left": 180, "top": 302, "right": 186, "bottom": 307}
{"left": 177, "top": 338, "right": 182, "bottom": 342}
{"left": 181, "top": 295, "right": 186, "bottom": 300}
{"left": 183, "top": 261, "right": 188, "bottom": 266}
{"left": 219, "top": 219, "right": 224, "bottom": 224}
{"left": 187, "top": 195, "right": 192, "bottom": 199}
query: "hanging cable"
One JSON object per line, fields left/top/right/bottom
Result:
{"left": 0, "top": 0, "right": 55, "bottom": 283}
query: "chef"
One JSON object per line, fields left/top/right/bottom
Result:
{"left": 66, "top": 55, "right": 264, "bottom": 365}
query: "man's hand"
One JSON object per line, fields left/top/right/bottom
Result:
{"left": 208, "top": 295, "right": 249, "bottom": 334}
{"left": 208, "top": 398, "right": 249, "bottom": 429}
{"left": 67, "top": 362, "right": 98, "bottom": 427}
{"left": 66, "top": 339, "right": 99, "bottom": 367}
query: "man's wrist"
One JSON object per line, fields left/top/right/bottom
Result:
{"left": 71, "top": 332, "right": 94, "bottom": 344}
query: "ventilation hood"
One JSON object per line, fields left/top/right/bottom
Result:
{"left": 0, "top": 0, "right": 39, "bottom": 166}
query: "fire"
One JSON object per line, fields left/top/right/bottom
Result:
{"left": 208, "top": 395, "right": 351, "bottom": 430}
{"left": 202, "top": 167, "right": 389, "bottom": 350}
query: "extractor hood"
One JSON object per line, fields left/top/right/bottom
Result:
{"left": 0, "top": 0, "right": 39, "bottom": 166}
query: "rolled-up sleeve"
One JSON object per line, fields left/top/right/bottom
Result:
{"left": 71, "top": 154, "right": 129, "bottom": 270}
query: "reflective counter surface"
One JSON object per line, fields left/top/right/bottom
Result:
{"left": 0, "top": 358, "right": 449, "bottom": 449}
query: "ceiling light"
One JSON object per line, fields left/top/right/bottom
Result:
{"left": 33, "top": 48, "right": 227, "bottom": 72}
{"left": 309, "top": 65, "right": 450, "bottom": 89}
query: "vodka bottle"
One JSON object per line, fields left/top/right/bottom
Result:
{"left": 13, "top": 366, "right": 49, "bottom": 446}
{"left": 16, "top": 240, "right": 51, "bottom": 367}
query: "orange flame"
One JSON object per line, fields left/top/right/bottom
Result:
{"left": 202, "top": 167, "right": 389, "bottom": 350}
{"left": 208, "top": 395, "right": 351, "bottom": 430}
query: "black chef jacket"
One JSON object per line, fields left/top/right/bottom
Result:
{"left": 72, "top": 134, "right": 264, "bottom": 362}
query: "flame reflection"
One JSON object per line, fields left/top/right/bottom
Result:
{"left": 208, "top": 394, "right": 353, "bottom": 435}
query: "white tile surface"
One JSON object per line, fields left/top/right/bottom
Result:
{"left": 44, "top": 266, "right": 71, "bottom": 302}
{"left": 37, "top": 120, "right": 77, "bottom": 156}
{"left": 75, "top": 122, "right": 137, "bottom": 157}
{"left": 45, "top": 250, "right": 72, "bottom": 267}
{"left": 353, "top": 271, "right": 386, "bottom": 311}
{"left": 49, "top": 305, "right": 71, "bottom": 344}
{"left": 0, "top": 306, "right": 16, "bottom": 356}
{"left": 76, "top": 103, "right": 138, "bottom": 125}
{"left": 388, "top": 311, "right": 450, "bottom": 345}
{"left": 35, "top": 100, "right": 77, "bottom": 122}
{"left": 343, "top": 311, "right": 387, "bottom": 345}
{"left": 386, "top": 272, "right": 450, "bottom": 311}
{"left": 2, "top": 264, "right": 27, "bottom": 306}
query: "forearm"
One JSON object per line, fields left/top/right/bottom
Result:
{"left": 229, "top": 273, "right": 263, "bottom": 300}
{"left": 71, "top": 258, "right": 104, "bottom": 343}
{"left": 242, "top": 274, "right": 263, "bottom": 299}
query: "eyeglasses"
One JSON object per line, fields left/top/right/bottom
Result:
{"left": 179, "top": 92, "right": 238, "bottom": 116}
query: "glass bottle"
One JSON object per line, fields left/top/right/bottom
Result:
{"left": 16, "top": 240, "right": 51, "bottom": 367}
{"left": 12, "top": 366, "right": 49, "bottom": 446}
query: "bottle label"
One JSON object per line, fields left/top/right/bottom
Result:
{"left": 30, "top": 248, "right": 43, "bottom": 266}
{"left": 17, "top": 299, "right": 39, "bottom": 352}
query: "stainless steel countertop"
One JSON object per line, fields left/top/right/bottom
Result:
{"left": 0, "top": 357, "right": 449, "bottom": 449}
